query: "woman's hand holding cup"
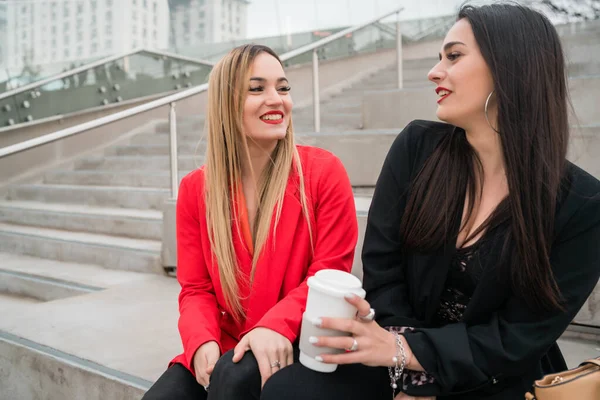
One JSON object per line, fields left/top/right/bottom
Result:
{"left": 298, "top": 269, "right": 366, "bottom": 372}
{"left": 309, "top": 294, "right": 411, "bottom": 368}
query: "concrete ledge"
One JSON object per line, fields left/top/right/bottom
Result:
{"left": 0, "top": 275, "right": 181, "bottom": 387}
{"left": 0, "top": 331, "right": 148, "bottom": 400}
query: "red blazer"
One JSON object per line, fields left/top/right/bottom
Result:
{"left": 170, "top": 145, "right": 358, "bottom": 373}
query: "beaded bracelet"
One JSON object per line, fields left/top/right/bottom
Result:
{"left": 388, "top": 331, "right": 407, "bottom": 397}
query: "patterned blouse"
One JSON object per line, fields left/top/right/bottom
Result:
{"left": 392, "top": 237, "right": 488, "bottom": 391}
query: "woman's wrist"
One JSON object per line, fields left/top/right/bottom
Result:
{"left": 384, "top": 331, "right": 414, "bottom": 368}
{"left": 385, "top": 330, "right": 399, "bottom": 367}
{"left": 387, "top": 331, "right": 408, "bottom": 390}
{"left": 401, "top": 335, "right": 426, "bottom": 372}
{"left": 399, "top": 335, "right": 414, "bottom": 369}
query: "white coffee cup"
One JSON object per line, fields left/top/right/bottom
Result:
{"left": 299, "top": 269, "right": 365, "bottom": 373}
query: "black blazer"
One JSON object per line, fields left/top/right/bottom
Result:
{"left": 362, "top": 120, "right": 600, "bottom": 399}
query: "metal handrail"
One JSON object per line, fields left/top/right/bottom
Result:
{"left": 0, "top": 82, "right": 208, "bottom": 159}
{"left": 282, "top": 6, "right": 404, "bottom": 132}
{"left": 0, "top": 48, "right": 214, "bottom": 102}
{"left": 0, "top": 5, "right": 406, "bottom": 198}
{"left": 279, "top": 6, "right": 403, "bottom": 62}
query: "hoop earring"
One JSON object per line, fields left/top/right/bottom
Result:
{"left": 485, "top": 90, "right": 499, "bottom": 133}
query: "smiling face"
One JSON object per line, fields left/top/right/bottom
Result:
{"left": 428, "top": 18, "right": 496, "bottom": 130}
{"left": 242, "top": 52, "right": 293, "bottom": 145}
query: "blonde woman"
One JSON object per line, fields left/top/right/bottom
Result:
{"left": 142, "top": 44, "right": 358, "bottom": 400}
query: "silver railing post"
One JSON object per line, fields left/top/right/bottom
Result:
{"left": 312, "top": 49, "right": 321, "bottom": 133}
{"left": 396, "top": 12, "right": 403, "bottom": 89}
{"left": 169, "top": 102, "right": 179, "bottom": 199}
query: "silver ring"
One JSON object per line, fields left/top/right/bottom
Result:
{"left": 270, "top": 360, "right": 281, "bottom": 369}
{"left": 346, "top": 338, "right": 358, "bottom": 352}
{"left": 203, "top": 383, "right": 210, "bottom": 392}
{"left": 358, "top": 308, "right": 376, "bottom": 322}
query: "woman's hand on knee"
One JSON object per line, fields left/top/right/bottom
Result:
{"left": 192, "top": 341, "right": 220, "bottom": 388}
{"left": 232, "top": 327, "right": 293, "bottom": 388}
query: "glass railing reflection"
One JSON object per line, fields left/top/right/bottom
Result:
{"left": 0, "top": 51, "right": 212, "bottom": 127}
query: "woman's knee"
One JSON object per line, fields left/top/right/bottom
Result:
{"left": 142, "top": 364, "right": 205, "bottom": 400}
{"left": 210, "top": 349, "right": 261, "bottom": 393}
{"left": 261, "top": 363, "right": 313, "bottom": 400}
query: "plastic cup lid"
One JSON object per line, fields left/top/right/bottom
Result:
{"left": 307, "top": 269, "right": 365, "bottom": 298}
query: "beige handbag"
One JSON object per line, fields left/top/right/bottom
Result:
{"left": 524, "top": 357, "right": 600, "bottom": 400}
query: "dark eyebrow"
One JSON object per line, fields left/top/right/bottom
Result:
{"left": 249, "top": 77, "right": 289, "bottom": 83}
{"left": 438, "top": 41, "right": 467, "bottom": 59}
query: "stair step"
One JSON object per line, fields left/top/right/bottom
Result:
{"left": 0, "top": 223, "right": 162, "bottom": 274}
{"left": 155, "top": 116, "right": 205, "bottom": 133}
{"left": 294, "top": 112, "right": 362, "bottom": 130}
{"left": 294, "top": 125, "right": 362, "bottom": 134}
{"left": 325, "top": 94, "right": 365, "bottom": 104}
{"left": 7, "top": 184, "right": 170, "bottom": 210}
{"left": 105, "top": 144, "right": 199, "bottom": 157}
{"left": 345, "top": 83, "right": 398, "bottom": 91}
{"left": 129, "top": 133, "right": 207, "bottom": 146}
{"left": 295, "top": 105, "right": 361, "bottom": 116}
{"left": 0, "top": 252, "right": 150, "bottom": 302}
{"left": 43, "top": 170, "right": 191, "bottom": 189}
{"left": 320, "top": 102, "right": 363, "bottom": 112}
{"left": 0, "top": 201, "right": 163, "bottom": 240}
{"left": 75, "top": 155, "right": 203, "bottom": 171}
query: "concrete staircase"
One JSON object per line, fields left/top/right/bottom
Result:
{"left": 293, "top": 57, "right": 435, "bottom": 132}
{"left": 0, "top": 117, "right": 209, "bottom": 276}
{"left": 1, "top": 23, "right": 599, "bottom": 399}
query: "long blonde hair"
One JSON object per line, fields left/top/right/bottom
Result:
{"left": 204, "top": 44, "right": 313, "bottom": 322}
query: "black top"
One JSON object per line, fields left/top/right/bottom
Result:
{"left": 362, "top": 120, "right": 600, "bottom": 399}
{"left": 434, "top": 238, "right": 487, "bottom": 325}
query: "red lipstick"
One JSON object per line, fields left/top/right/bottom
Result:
{"left": 260, "top": 110, "right": 284, "bottom": 125}
{"left": 435, "top": 86, "right": 452, "bottom": 104}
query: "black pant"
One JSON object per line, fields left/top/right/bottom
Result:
{"left": 143, "top": 348, "right": 392, "bottom": 400}
{"left": 261, "top": 361, "right": 391, "bottom": 400}
{"left": 143, "top": 348, "right": 263, "bottom": 400}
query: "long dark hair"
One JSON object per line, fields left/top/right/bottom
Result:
{"left": 400, "top": 3, "right": 569, "bottom": 311}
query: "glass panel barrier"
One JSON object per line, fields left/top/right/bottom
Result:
{"left": 282, "top": 22, "right": 396, "bottom": 67}
{"left": 0, "top": 56, "right": 105, "bottom": 95}
{"left": 0, "top": 51, "right": 212, "bottom": 127}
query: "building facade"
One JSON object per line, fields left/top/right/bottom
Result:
{"left": 0, "top": 0, "right": 169, "bottom": 73}
{"left": 169, "top": 0, "right": 248, "bottom": 50}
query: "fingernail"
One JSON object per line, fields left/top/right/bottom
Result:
{"left": 344, "top": 293, "right": 356, "bottom": 299}
{"left": 312, "top": 318, "right": 322, "bottom": 327}
{"left": 308, "top": 336, "right": 318, "bottom": 344}
{"left": 315, "top": 356, "right": 323, "bottom": 362}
